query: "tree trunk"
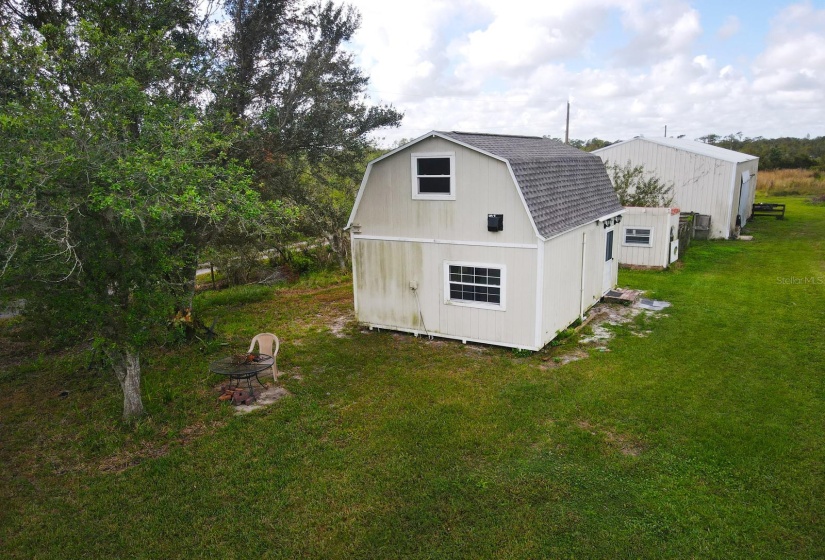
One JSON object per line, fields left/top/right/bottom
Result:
{"left": 327, "top": 232, "right": 349, "bottom": 271}
{"left": 181, "top": 259, "right": 199, "bottom": 310}
{"left": 106, "top": 347, "right": 144, "bottom": 420}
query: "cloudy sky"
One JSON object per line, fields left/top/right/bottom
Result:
{"left": 346, "top": 0, "right": 825, "bottom": 146}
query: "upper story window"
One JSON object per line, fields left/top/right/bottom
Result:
{"left": 623, "top": 227, "right": 653, "bottom": 247}
{"left": 411, "top": 152, "right": 455, "bottom": 200}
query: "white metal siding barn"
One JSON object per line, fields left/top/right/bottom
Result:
{"left": 593, "top": 138, "right": 759, "bottom": 239}
{"left": 347, "top": 131, "right": 624, "bottom": 351}
{"left": 618, "top": 207, "right": 681, "bottom": 269}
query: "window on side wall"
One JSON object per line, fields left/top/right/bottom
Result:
{"left": 444, "top": 262, "right": 506, "bottom": 310}
{"left": 623, "top": 227, "right": 653, "bottom": 247}
{"left": 411, "top": 153, "right": 455, "bottom": 200}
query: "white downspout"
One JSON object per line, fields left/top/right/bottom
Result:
{"left": 579, "top": 231, "right": 587, "bottom": 320}
{"left": 350, "top": 230, "right": 358, "bottom": 317}
{"left": 534, "top": 239, "right": 545, "bottom": 349}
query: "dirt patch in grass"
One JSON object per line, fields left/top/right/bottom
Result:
{"left": 578, "top": 303, "right": 643, "bottom": 345}
{"left": 578, "top": 298, "right": 670, "bottom": 347}
{"left": 234, "top": 385, "right": 291, "bottom": 415}
{"left": 97, "top": 421, "right": 219, "bottom": 474}
{"left": 576, "top": 420, "right": 645, "bottom": 457}
{"left": 540, "top": 349, "right": 589, "bottom": 369}
{"left": 327, "top": 312, "right": 355, "bottom": 338}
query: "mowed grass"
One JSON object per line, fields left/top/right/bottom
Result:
{"left": 1, "top": 198, "right": 823, "bottom": 558}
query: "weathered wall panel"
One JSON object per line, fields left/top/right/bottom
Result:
{"left": 353, "top": 238, "right": 538, "bottom": 349}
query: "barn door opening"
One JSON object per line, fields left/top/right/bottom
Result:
{"left": 603, "top": 227, "right": 615, "bottom": 294}
{"left": 738, "top": 170, "right": 753, "bottom": 228}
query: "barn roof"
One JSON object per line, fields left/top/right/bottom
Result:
{"left": 438, "top": 131, "right": 624, "bottom": 238}
{"left": 594, "top": 136, "right": 758, "bottom": 164}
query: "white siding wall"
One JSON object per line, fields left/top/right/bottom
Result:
{"left": 352, "top": 136, "right": 619, "bottom": 350}
{"left": 353, "top": 239, "right": 538, "bottom": 349}
{"left": 540, "top": 221, "right": 615, "bottom": 346}
{"left": 618, "top": 207, "right": 679, "bottom": 268}
{"left": 596, "top": 140, "right": 738, "bottom": 239}
{"left": 353, "top": 137, "right": 536, "bottom": 245}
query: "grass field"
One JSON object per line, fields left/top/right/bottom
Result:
{"left": 1, "top": 197, "right": 823, "bottom": 558}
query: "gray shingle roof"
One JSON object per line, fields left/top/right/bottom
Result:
{"left": 439, "top": 131, "right": 623, "bottom": 238}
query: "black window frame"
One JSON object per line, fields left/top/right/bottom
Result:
{"left": 412, "top": 153, "right": 455, "bottom": 199}
{"left": 446, "top": 264, "right": 503, "bottom": 307}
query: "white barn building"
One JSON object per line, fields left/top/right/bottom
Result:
{"left": 593, "top": 137, "right": 759, "bottom": 239}
{"left": 346, "top": 131, "right": 624, "bottom": 351}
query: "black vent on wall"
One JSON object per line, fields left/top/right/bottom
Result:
{"left": 487, "top": 214, "right": 503, "bottom": 232}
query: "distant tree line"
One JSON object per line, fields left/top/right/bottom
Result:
{"left": 695, "top": 133, "right": 825, "bottom": 170}
{"left": 562, "top": 133, "right": 825, "bottom": 170}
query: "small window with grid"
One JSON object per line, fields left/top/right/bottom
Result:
{"left": 447, "top": 265, "right": 502, "bottom": 305}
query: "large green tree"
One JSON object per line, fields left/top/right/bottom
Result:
{"left": 208, "top": 0, "right": 401, "bottom": 266}
{"left": 1, "top": 0, "right": 401, "bottom": 420}
{"left": 0, "top": 0, "right": 273, "bottom": 419}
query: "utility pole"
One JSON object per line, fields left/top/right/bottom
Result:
{"left": 664, "top": 125, "right": 667, "bottom": 137}
{"left": 565, "top": 100, "right": 570, "bottom": 144}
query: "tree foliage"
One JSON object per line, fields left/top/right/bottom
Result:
{"left": 208, "top": 0, "right": 401, "bottom": 267}
{"left": 0, "top": 0, "right": 400, "bottom": 419}
{"left": 697, "top": 133, "right": 825, "bottom": 170}
{"left": 604, "top": 161, "right": 675, "bottom": 207}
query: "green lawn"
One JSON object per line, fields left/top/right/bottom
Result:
{"left": 1, "top": 197, "right": 823, "bottom": 558}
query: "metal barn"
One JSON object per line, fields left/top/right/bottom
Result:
{"left": 346, "top": 131, "right": 624, "bottom": 351}
{"left": 593, "top": 137, "right": 759, "bottom": 239}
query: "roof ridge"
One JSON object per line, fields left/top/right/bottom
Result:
{"left": 444, "top": 130, "right": 545, "bottom": 140}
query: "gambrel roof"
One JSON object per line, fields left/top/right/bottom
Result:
{"left": 348, "top": 130, "right": 623, "bottom": 239}
{"left": 439, "top": 132, "right": 623, "bottom": 238}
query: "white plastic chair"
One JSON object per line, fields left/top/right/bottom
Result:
{"left": 248, "top": 333, "right": 279, "bottom": 383}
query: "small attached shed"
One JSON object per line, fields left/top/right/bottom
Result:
{"left": 618, "top": 207, "right": 681, "bottom": 269}
{"left": 593, "top": 137, "right": 759, "bottom": 239}
{"left": 346, "top": 131, "right": 624, "bottom": 351}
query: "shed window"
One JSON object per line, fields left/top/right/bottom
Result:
{"left": 623, "top": 227, "right": 653, "bottom": 247}
{"left": 444, "top": 262, "right": 506, "bottom": 310}
{"left": 412, "top": 153, "right": 455, "bottom": 200}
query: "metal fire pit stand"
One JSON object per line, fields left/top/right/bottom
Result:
{"left": 209, "top": 354, "right": 274, "bottom": 396}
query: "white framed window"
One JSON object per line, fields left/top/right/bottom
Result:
{"left": 444, "top": 261, "right": 506, "bottom": 311}
{"left": 411, "top": 152, "right": 455, "bottom": 200}
{"left": 623, "top": 226, "right": 653, "bottom": 247}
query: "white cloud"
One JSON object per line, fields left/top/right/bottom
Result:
{"left": 348, "top": 0, "right": 825, "bottom": 145}
{"left": 614, "top": 2, "right": 702, "bottom": 65}
{"left": 717, "top": 15, "right": 740, "bottom": 40}
{"left": 453, "top": 0, "right": 612, "bottom": 76}
{"left": 755, "top": 3, "right": 825, "bottom": 74}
